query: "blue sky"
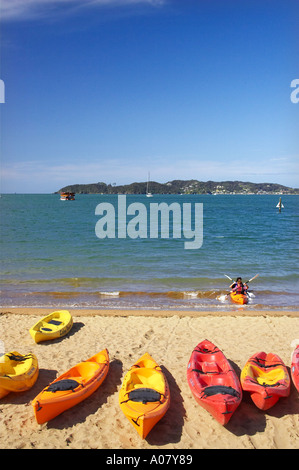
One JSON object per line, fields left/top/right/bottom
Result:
{"left": 0, "top": 0, "right": 298, "bottom": 193}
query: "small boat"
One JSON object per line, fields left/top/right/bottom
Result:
{"left": 29, "top": 310, "right": 73, "bottom": 343}
{"left": 119, "top": 352, "right": 170, "bottom": 439}
{"left": 0, "top": 352, "right": 39, "bottom": 399}
{"left": 230, "top": 292, "right": 248, "bottom": 304}
{"left": 187, "top": 340, "right": 242, "bottom": 425}
{"left": 32, "top": 349, "right": 109, "bottom": 424}
{"left": 60, "top": 192, "right": 75, "bottom": 200}
{"left": 240, "top": 351, "right": 290, "bottom": 410}
{"left": 291, "top": 344, "right": 299, "bottom": 393}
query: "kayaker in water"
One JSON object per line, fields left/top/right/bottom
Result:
{"left": 230, "top": 277, "right": 248, "bottom": 295}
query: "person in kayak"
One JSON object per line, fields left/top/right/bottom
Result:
{"left": 230, "top": 277, "right": 248, "bottom": 295}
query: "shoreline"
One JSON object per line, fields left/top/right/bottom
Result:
{"left": 1, "top": 307, "right": 299, "bottom": 318}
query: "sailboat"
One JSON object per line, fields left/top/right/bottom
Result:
{"left": 146, "top": 172, "right": 153, "bottom": 197}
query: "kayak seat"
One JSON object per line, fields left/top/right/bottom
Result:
{"left": 201, "top": 385, "right": 240, "bottom": 399}
{"left": 40, "top": 319, "right": 63, "bottom": 332}
{"left": 46, "top": 379, "right": 80, "bottom": 393}
{"left": 127, "top": 388, "right": 162, "bottom": 404}
{"left": 202, "top": 362, "right": 219, "bottom": 374}
{"left": 48, "top": 319, "right": 62, "bottom": 326}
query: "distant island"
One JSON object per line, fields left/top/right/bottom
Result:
{"left": 56, "top": 180, "right": 299, "bottom": 195}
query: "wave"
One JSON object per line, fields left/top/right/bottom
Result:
{"left": 30, "top": 290, "right": 214, "bottom": 299}
{"left": 4, "top": 288, "right": 298, "bottom": 300}
{"left": 98, "top": 290, "right": 219, "bottom": 299}
{"left": 2, "top": 288, "right": 299, "bottom": 311}
{"left": 1, "top": 289, "right": 217, "bottom": 299}
{"left": 99, "top": 291, "right": 120, "bottom": 297}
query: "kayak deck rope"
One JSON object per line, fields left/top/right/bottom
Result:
{"left": 6, "top": 353, "right": 34, "bottom": 362}
{"left": 194, "top": 347, "right": 220, "bottom": 354}
{"left": 246, "top": 377, "right": 287, "bottom": 388}
{"left": 252, "top": 357, "right": 284, "bottom": 369}
{"left": 131, "top": 415, "right": 143, "bottom": 427}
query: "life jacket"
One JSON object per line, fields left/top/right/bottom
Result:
{"left": 233, "top": 283, "right": 246, "bottom": 294}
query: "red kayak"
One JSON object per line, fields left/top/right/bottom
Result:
{"left": 291, "top": 345, "right": 299, "bottom": 393}
{"left": 240, "top": 352, "right": 290, "bottom": 410}
{"left": 187, "top": 339, "right": 242, "bottom": 425}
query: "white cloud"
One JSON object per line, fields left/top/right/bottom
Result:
{"left": 0, "top": 158, "right": 148, "bottom": 192}
{"left": 1, "top": 154, "right": 298, "bottom": 194}
{"left": 0, "top": 0, "right": 166, "bottom": 21}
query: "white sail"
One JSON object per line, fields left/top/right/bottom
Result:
{"left": 146, "top": 172, "right": 153, "bottom": 197}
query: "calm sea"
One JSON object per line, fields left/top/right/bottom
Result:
{"left": 1, "top": 194, "right": 298, "bottom": 311}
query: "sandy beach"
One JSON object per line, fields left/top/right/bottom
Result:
{"left": 0, "top": 307, "right": 298, "bottom": 450}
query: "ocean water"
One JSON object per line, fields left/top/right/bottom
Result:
{"left": 0, "top": 193, "right": 298, "bottom": 311}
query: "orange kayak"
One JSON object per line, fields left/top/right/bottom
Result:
{"left": 230, "top": 292, "right": 248, "bottom": 304}
{"left": 119, "top": 353, "right": 170, "bottom": 439}
{"left": 187, "top": 340, "right": 242, "bottom": 425}
{"left": 291, "top": 345, "right": 299, "bottom": 393}
{"left": 32, "top": 349, "right": 109, "bottom": 424}
{"left": 240, "top": 352, "right": 290, "bottom": 410}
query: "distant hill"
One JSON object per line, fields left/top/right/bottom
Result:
{"left": 56, "top": 180, "right": 299, "bottom": 195}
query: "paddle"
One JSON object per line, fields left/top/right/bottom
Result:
{"left": 245, "top": 273, "right": 259, "bottom": 284}
{"left": 218, "top": 273, "right": 259, "bottom": 301}
{"left": 225, "top": 273, "right": 259, "bottom": 285}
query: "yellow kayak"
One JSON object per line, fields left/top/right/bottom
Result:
{"left": 119, "top": 352, "right": 170, "bottom": 439}
{"left": 0, "top": 351, "right": 39, "bottom": 398}
{"left": 230, "top": 292, "right": 248, "bottom": 304}
{"left": 29, "top": 310, "right": 73, "bottom": 343}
